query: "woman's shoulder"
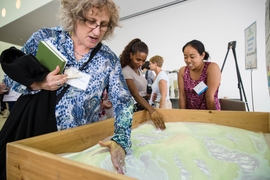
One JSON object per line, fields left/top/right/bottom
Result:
{"left": 22, "top": 26, "right": 68, "bottom": 55}
{"left": 32, "top": 26, "right": 66, "bottom": 39}
{"left": 24, "top": 27, "right": 66, "bottom": 44}
{"left": 99, "top": 43, "right": 119, "bottom": 64}
{"left": 100, "top": 43, "right": 113, "bottom": 54}
{"left": 122, "top": 65, "right": 131, "bottom": 71}
{"left": 157, "top": 71, "right": 169, "bottom": 81}
{"left": 207, "top": 62, "right": 220, "bottom": 70}
{"left": 206, "top": 62, "right": 221, "bottom": 76}
{"left": 159, "top": 71, "right": 168, "bottom": 76}
{"left": 122, "top": 66, "right": 132, "bottom": 74}
{"left": 122, "top": 66, "right": 135, "bottom": 79}
{"left": 179, "top": 66, "right": 186, "bottom": 74}
{"left": 207, "top": 61, "right": 218, "bottom": 66}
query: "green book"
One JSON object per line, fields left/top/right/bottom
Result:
{"left": 36, "top": 40, "right": 67, "bottom": 73}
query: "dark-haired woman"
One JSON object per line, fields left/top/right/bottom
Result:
{"left": 178, "top": 40, "right": 221, "bottom": 110}
{"left": 120, "top": 38, "right": 166, "bottom": 130}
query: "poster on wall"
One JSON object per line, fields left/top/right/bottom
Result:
{"left": 266, "top": 0, "right": 270, "bottom": 95}
{"left": 244, "top": 22, "right": 257, "bottom": 70}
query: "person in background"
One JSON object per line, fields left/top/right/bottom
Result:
{"left": 120, "top": 38, "right": 166, "bottom": 130}
{"left": 0, "top": 81, "right": 21, "bottom": 115}
{"left": 0, "top": 83, "right": 9, "bottom": 118}
{"left": 149, "top": 55, "right": 172, "bottom": 109}
{"left": 141, "top": 61, "right": 155, "bottom": 100}
{"left": 0, "top": 0, "right": 133, "bottom": 177}
{"left": 178, "top": 39, "right": 221, "bottom": 110}
{"left": 141, "top": 61, "right": 155, "bottom": 86}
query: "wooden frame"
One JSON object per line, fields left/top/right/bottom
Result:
{"left": 6, "top": 109, "right": 270, "bottom": 180}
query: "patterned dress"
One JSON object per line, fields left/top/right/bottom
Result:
{"left": 183, "top": 62, "right": 220, "bottom": 110}
{"left": 3, "top": 26, "right": 134, "bottom": 152}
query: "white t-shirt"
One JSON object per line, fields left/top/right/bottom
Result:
{"left": 151, "top": 71, "right": 170, "bottom": 102}
{"left": 122, "top": 66, "right": 147, "bottom": 97}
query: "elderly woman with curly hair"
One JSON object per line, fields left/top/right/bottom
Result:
{"left": 0, "top": 0, "right": 133, "bottom": 177}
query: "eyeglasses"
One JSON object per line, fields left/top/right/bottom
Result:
{"left": 83, "top": 17, "right": 109, "bottom": 32}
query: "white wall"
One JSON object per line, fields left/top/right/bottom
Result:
{"left": 104, "top": 0, "right": 270, "bottom": 112}
{"left": 0, "top": 0, "right": 53, "bottom": 27}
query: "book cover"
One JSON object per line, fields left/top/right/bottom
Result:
{"left": 36, "top": 40, "right": 67, "bottom": 73}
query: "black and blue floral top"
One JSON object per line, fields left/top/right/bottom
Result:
{"left": 3, "top": 26, "right": 134, "bottom": 152}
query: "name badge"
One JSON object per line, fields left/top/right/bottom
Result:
{"left": 65, "top": 67, "right": 90, "bottom": 91}
{"left": 193, "top": 81, "right": 208, "bottom": 95}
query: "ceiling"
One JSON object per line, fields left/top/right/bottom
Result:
{"left": 0, "top": 0, "right": 188, "bottom": 46}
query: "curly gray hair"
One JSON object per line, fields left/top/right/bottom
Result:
{"left": 58, "top": 0, "right": 120, "bottom": 40}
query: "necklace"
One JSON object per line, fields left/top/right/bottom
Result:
{"left": 74, "top": 50, "right": 86, "bottom": 57}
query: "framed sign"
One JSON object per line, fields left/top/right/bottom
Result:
{"left": 244, "top": 21, "right": 257, "bottom": 69}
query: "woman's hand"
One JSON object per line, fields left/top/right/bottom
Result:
{"left": 30, "top": 66, "right": 68, "bottom": 91}
{"left": 150, "top": 110, "right": 166, "bottom": 130}
{"left": 152, "top": 93, "right": 157, "bottom": 102}
{"left": 145, "top": 94, "right": 151, "bottom": 100}
{"left": 0, "top": 83, "right": 9, "bottom": 94}
{"left": 99, "top": 140, "right": 126, "bottom": 174}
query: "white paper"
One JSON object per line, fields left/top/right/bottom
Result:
{"left": 64, "top": 68, "right": 82, "bottom": 79}
{"left": 193, "top": 81, "right": 208, "bottom": 95}
{"left": 65, "top": 68, "right": 90, "bottom": 91}
{"left": 3, "top": 89, "right": 21, "bottom": 102}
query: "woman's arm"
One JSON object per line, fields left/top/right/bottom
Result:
{"left": 205, "top": 62, "right": 221, "bottom": 110}
{"left": 178, "top": 67, "right": 186, "bottom": 109}
{"left": 158, "top": 79, "right": 167, "bottom": 108}
{"left": 125, "top": 79, "right": 155, "bottom": 114}
{"left": 125, "top": 78, "right": 166, "bottom": 130}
